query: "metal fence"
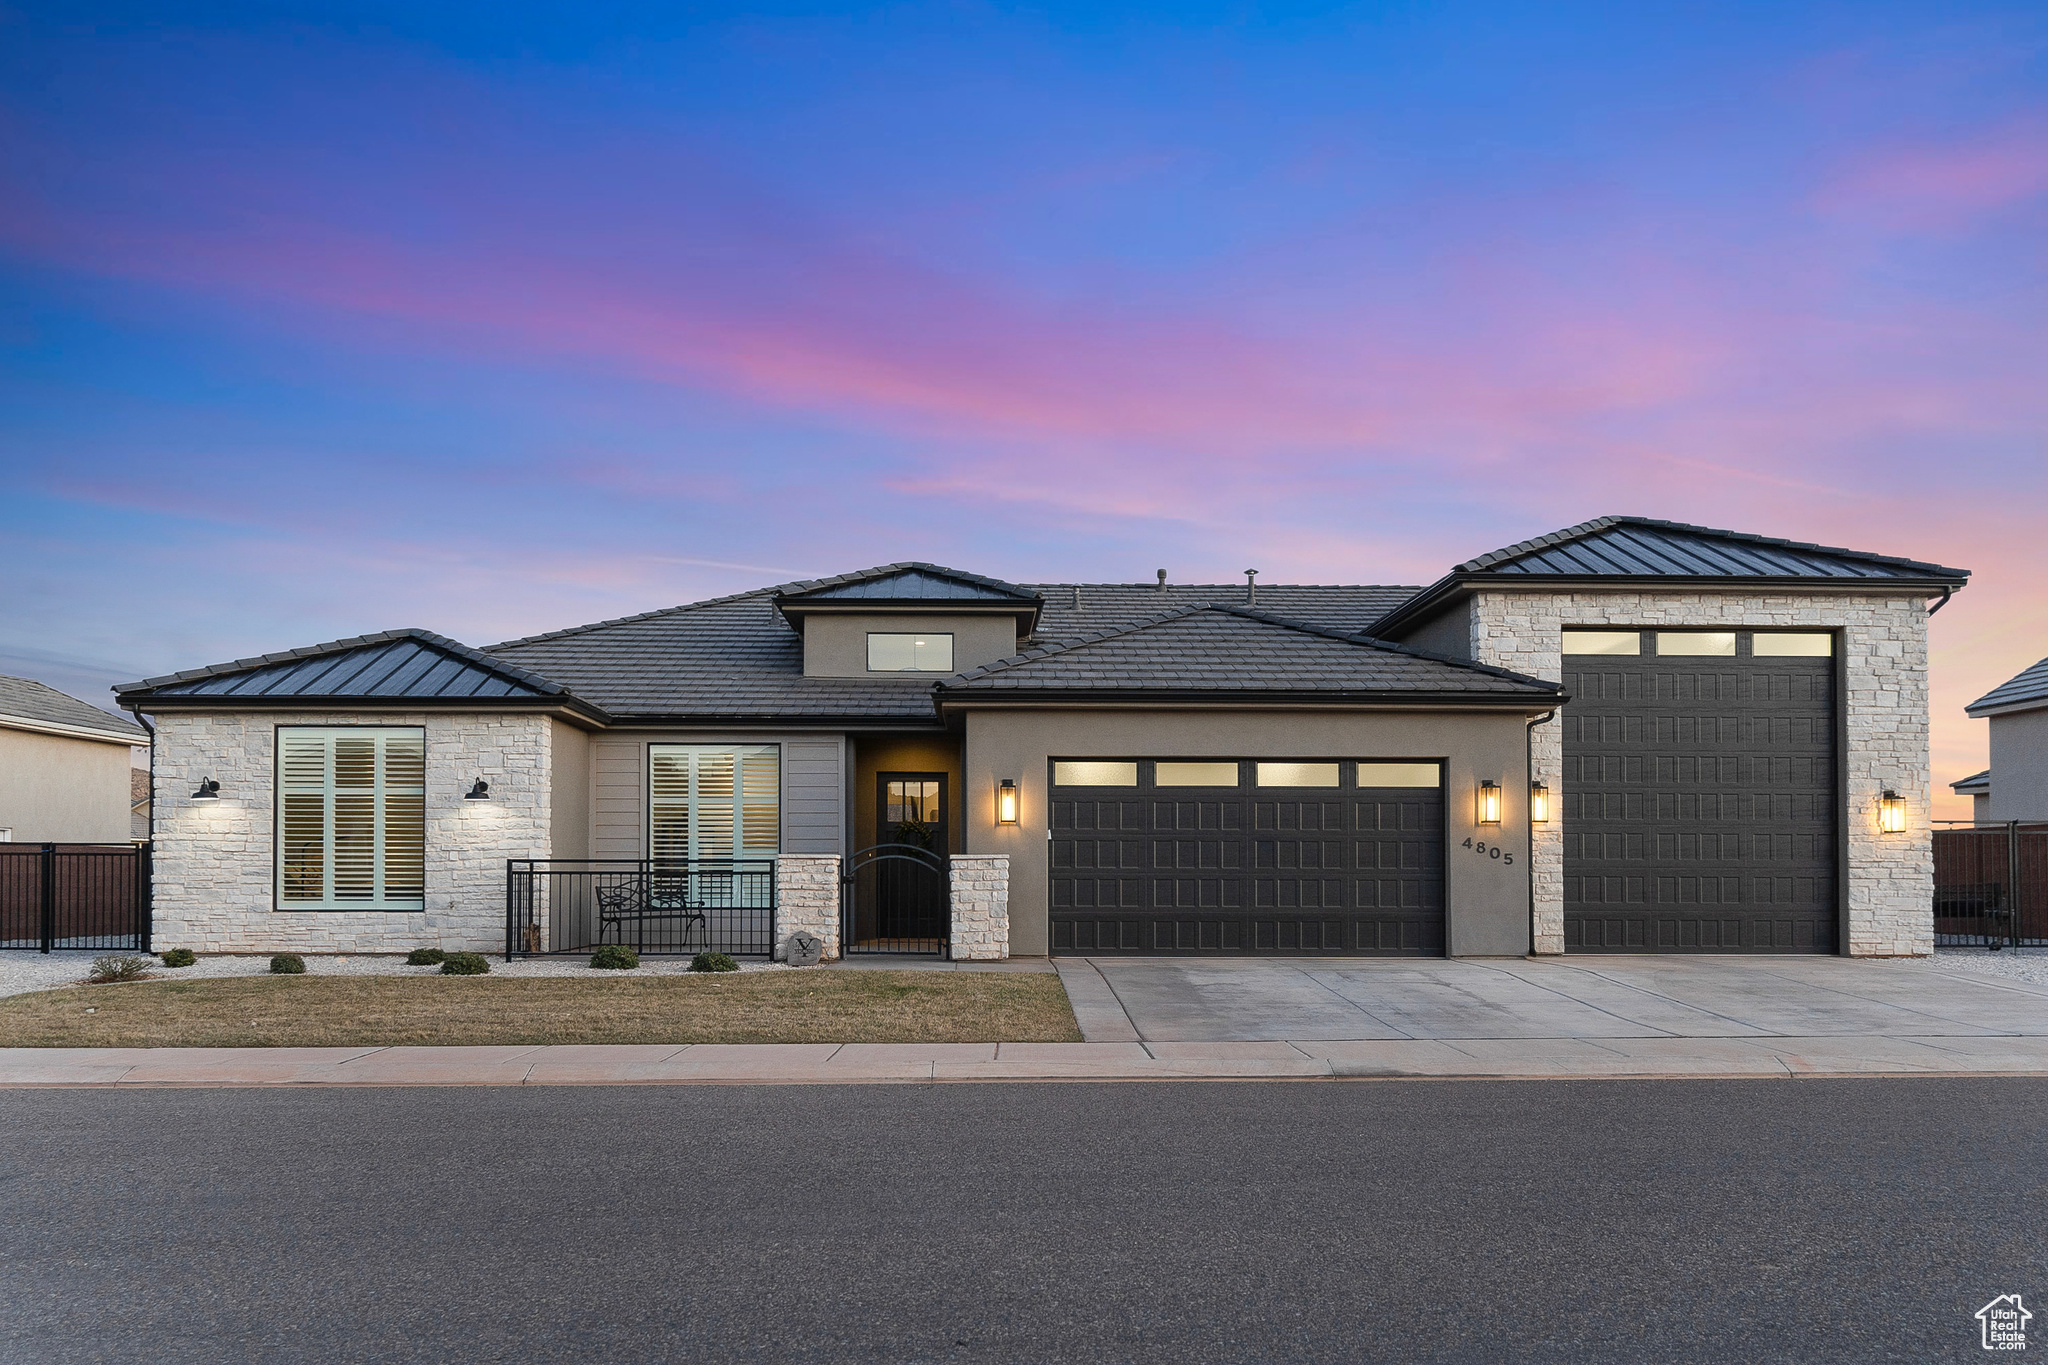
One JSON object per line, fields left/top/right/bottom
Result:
{"left": 0, "top": 844, "right": 151, "bottom": 953}
{"left": 1934, "top": 823, "right": 2048, "bottom": 949}
{"left": 506, "top": 858, "right": 776, "bottom": 957}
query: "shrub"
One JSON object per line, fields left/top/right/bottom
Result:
{"left": 406, "top": 947, "right": 447, "bottom": 966}
{"left": 88, "top": 954, "right": 153, "bottom": 984}
{"left": 440, "top": 952, "right": 491, "bottom": 976}
{"left": 269, "top": 953, "right": 306, "bottom": 975}
{"left": 590, "top": 944, "right": 639, "bottom": 971}
{"left": 159, "top": 948, "right": 198, "bottom": 968}
{"left": 688, "top": 952, "right": 739, "bottom": 973}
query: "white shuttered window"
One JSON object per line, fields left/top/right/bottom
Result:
{"left": 277, "top": 727, "right": 427, "bottom": 909}
{"left": 649, "top": 745, "right": 779, "bottom": 862}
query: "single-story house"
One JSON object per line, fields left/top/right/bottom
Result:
{"left": 0, "top": 674, "right": 149, "bottom": 844}
{"left": 115, "top": 516, "right": 1968, "bottom": 960}
{"left": 1957, "top": 656, "right": 2048, "bottom": 825}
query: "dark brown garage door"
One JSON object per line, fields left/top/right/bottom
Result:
{"left": 1050, "top": 760, "right": 1444, "bottom": 955}
{"left": 1563, "top": 629, "right": 1837, "bottom": 953}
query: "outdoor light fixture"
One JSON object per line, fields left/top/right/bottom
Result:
{"left": 1477, "top": 780, "right": 1502, "bottom": 826}
{"left": 191, "top": 777, "right": 220, "bottom": 801}
{"left": 1529, "top": 781, "right": 1550, "bottom": 824}
{"left": 1878, "top": 789, "right": 1906, "bottom": 834}
{"left": 465, "top": 779, "right": 491, "bottom": 801}
{"left": 996, "top": 778, "right": 1019, "bottom": 825}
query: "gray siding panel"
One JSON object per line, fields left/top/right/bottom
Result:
{"left": 588, "top": 732, "right": 846, "bottom": 859}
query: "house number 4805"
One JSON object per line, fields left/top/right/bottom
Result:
{"left": 1462, "top": 837, "right": 1514, "bottom": 866}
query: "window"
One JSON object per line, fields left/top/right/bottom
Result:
{"left": 277, "top": 727, "right": 425, "bottom": 909}
{"left": 1753, "top": 633, "right": 1833, "bottom": 657}
{"left": 649, "top": 745, "right": 779, "bottom": 862}
{"left": 1256, "top": 762, "right": 1341, "bottom": 788}
{"left": 1656, "top": 632, "right": 1738, "bottom": 656}
{"left": 1154, "top": 761, "right": 1240, "bottom": 787}
{"left": 1052, "top": 761, "right": 1138, "bottom": 787}
{"left": 1356, "top": 762, "right": 1442, "bottom": 788}
{"left": 1562, "top": 630, "right": 1640, "bottom": 655}
{"left": 866, "top": 633, "right": 954, "bottom": 672}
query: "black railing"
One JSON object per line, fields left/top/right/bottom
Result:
{"left": 506, "top": 858, "right": 776, "bottom": 957}
{"left": 1935, "top": 823, "right": 2048, "bottom": 949}
{"left": 841, "top": 843, "right": 949, "bottom": 956}
{"left": 0, "top": 843, "right": 151, "bottom": 953}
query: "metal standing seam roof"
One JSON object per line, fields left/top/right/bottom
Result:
{"left": 941, "top": 606, "right": 1565, "bottom": 697}
{"left": 114, "top": 630, "right": 582, "bottom": 707}
{"left": 0, "top": 674, "right": 148, "bottom": 739}
{"left": 776, "top": 563, "right": 1041, "bottom": 603}
{"left": 1456, "top": 516, "right": 1971, "bottom": 580}
{"left": 1967, "top": 657, "right": 2048, "bottom": 716}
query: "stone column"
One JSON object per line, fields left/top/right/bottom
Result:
{"left": 948, "top": 854, "right": 1010, "bottom": 961}
{"left": 774, "top": 855, "right": 841, "bottom": 961}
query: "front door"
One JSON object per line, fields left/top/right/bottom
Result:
{"left": 842, "top": 773, "right": 949, "bottom": 953}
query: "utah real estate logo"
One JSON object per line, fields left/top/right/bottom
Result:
{"left": 1978, "top": 1294, "right": 2031, "bottom": 1351}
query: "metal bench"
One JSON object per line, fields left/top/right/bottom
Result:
{"left": 594, "top": 876, "right": 708, "bottom": 953}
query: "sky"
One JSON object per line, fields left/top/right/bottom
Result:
{"left": 1, "top": 1, "right": 2043, "bottom": 815}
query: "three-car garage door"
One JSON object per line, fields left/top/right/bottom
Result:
{"left": 1050, "top": 760, "right": 1445, "bottom": 955}
{"left": 1562, "top": 629, "right": 1838, "bottom": 953}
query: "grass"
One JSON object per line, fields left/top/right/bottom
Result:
{"left": 0, "top": 970, "right": 1084, "bottom": 1048}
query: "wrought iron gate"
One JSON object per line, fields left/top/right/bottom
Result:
{"left": 841, "top": 843, "right": 948, "bottom": 955}
{"left": 0, "top": 844, "right": 151, "bottom": 953}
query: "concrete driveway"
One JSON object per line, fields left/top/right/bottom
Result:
{"left": 1059, "top": 955, "right": 2048, "bottom": 1044}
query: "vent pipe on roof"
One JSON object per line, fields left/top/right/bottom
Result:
{"left": 1072, "top": 584, "right": 1081, "bottom": 611}
{"left": 1244, "top": 569, "right": 1259, "bottom": 606}
{"left": 1156, "top": 569, "right": 1167, "bottom": 592}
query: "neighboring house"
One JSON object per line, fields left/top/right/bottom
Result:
{"left": 114, "top": 515, "right": 1967, "bottom": 959}
{"left": 1950, "top": 769, "right": 1992, "bottom": 826}
{"left": 0, "top": 675, "right": 149, "bottom": 844}
{"left": 1961, "top": 655, "right": 2048, "bottom": 824}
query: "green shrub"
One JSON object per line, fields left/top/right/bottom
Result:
{"left": 688, "top": 952, "right": 739, "bottom": 973}
{"left": 88, "top": 954, "right": 154, "bottom": 984}
{"left": 590, "top": 944, "right": 639, "bottom": 971}
{"left": 269, "top": 953, "right": 306, "bottom": 975}
{"left": 159, "top": 948, "right": 198, "bottom": 968}
{"left": 440, "top": 952, "right": 491, "bottom": 976}
{"left": 406, "top": 947, "right": 447, "bottom": 966}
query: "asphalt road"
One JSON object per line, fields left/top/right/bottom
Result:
{"left": 2, "top": 1079, "right": 2042, "bottom": 1363}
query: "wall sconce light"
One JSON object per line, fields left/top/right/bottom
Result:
{"left": 1529, "top": 781, "right": 1550, "bottom": 824}
{"left": 996, "top": 778, "right": 1019, "bottom": 825}
{"left": 465, "top": 779, "right": 491, "bottom": 801}
{"left": 1477, "top": 780, "right": 1501, "bottom": 826}
{"left": 1878, "top": 789, "right": 1905, "bottom": 834}
{"left": 191, "top": 777, "right": 221, "bottom": 801}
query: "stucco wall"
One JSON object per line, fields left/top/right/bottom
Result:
{"left": 0, "top": 727, "right": 138, "bottom": 844}
{"left": 1988, "top": 711, "right": 2048, "bottom": 823}
{"left": 802, "top": 613, "right": 1019, "bottom": 678}
{"left": 962, "top": 707, "right": 1540, "bottom": 957}
{"left": 151, "top": 711, "right": 553, "bottom": 953}
{"left": 1457, "top": 589, "right": 1935, "bottom": 957}
{"left": 550, "top": 719, "right": 591, "bottom": 860}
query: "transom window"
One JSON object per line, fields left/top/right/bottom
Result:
{"left": 866, "top": 633, "right": 954, "bottom": 672}
{"left": 276, "top": 727, "right": 425, "bottom": 910}
{"left": 649, "top": 745, "right": 779, "bottom": 862}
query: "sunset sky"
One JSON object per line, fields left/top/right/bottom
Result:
{"left": 2, "top": 1, "right": 2043, "bottom": 815}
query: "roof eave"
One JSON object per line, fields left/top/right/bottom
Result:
{"left": 1965, "top": 697, "right": 2048, "bottom": 720}
{"left": 0, "top": 711, "right": 149, "bottom": 746}
{"left": 118, "top": 693, "right": 615, "bottom": 726}
{"left": 936, "top": 689, "right": 1566, "bottom": 711}
{"left": 773, "top": 599, "right": 1042, "bottom": 630}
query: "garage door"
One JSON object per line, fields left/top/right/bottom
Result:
{"left": 1050, "top": 760, "right": 1444, "bottom": 955}
{"left": 1563, "top": 629, "right": 1837, "bottom": 953}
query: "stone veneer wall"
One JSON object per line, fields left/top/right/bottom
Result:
{"left": 152, "top": 711, "right": 554, "bottom": 954}
{"left": 774, "top": 855, "right": 841, "bottom": 960}
{"left": 1463, "top": 590, "right": 1934, "bottom": 957}
{"left": 948, "top": 854, "right": 1010, "bottom": 961}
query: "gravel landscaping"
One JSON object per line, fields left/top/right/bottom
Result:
{"left": 1922, "top": 947, "right": 2048, "bottom": 990}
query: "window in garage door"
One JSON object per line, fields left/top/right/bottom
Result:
{"left": 1050, "top": 759, "right": 1445, "bottom": 956}
{"left": 1562, "top": 629, "right": 1837, "bottom": 953}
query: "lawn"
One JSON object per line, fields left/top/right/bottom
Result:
{"left": 0, "top": 970, "right": 1083, "bottom": 1048}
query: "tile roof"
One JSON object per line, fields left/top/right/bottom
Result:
{"left": 942, "top": 606, "right": 1563, "bottom": 699}
{"left": 1967, "top": 656, "right": 2048, "bottom": 717}
{"left": 1457, "top": 515, "right": 1969, "bottom": 580}
{"left": 1951, "top": 769, "right": 1991, "bottom": 794}
{"left": 0, "top": 674, "right": 148, "bottom": 740}
{"left": 114, "top": 630, "right": 584, "bottom": 710}
{"left": 484, "top": 582, "right": 1429, "bottom": 722}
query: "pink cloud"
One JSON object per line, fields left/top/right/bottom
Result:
{"left": 1816, "top": 113, "right": 2048, "bottom": 230}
